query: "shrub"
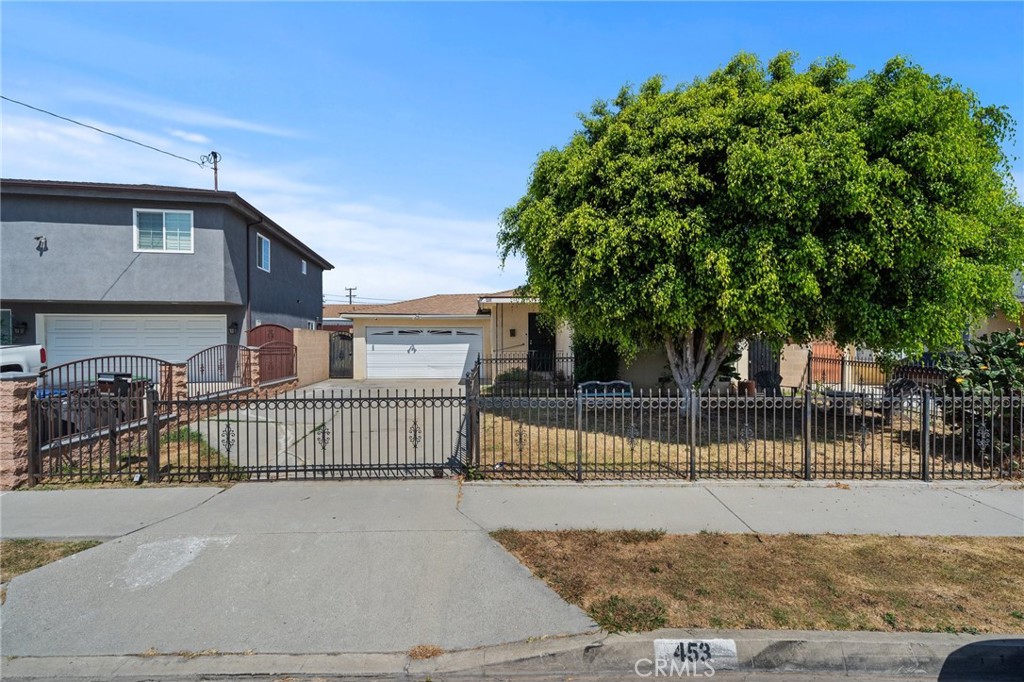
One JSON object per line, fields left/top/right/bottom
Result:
{"left": 939, "top": 328, "right": 1024, "bottom": 395}
{"left": 938, "top": 328, "right": 1023, "bottom": 473}
{"left": 572, "top": 335, "right": 619, "bottom": 383}
{"left": 494, "top": 367, "right": 530, "bottom": 383}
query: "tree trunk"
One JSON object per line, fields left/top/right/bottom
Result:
{"left": 665, "top": 330, "right": 734, "bottom": 400}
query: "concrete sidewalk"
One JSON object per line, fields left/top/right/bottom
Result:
{"left": 1, "top": 479, "right": 1021, "bottom": 679}
{"left": 4, "top": 479, "right": 1021, "bottom": 541}
{"left": 460, "top": 480, "right": 1024, "bottom": 536}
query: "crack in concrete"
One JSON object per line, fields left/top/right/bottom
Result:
{"left": 703, "top": 487, "right": 758, "bottom": 534}
{"left": 947, "top": 487, "right": 1024, "bottom": 522}
{"left": 117, "top": 487, "right": 228, "bottom": 540}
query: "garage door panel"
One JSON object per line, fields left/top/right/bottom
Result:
{"left": 46, "top": 315, "right": 226, "bottom": 366}
{"left": 366, "top": 327, "right": 482, "bottom": 379}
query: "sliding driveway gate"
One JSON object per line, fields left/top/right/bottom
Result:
{"left": 29, "top": 389, "right": 469, "bottom": 484}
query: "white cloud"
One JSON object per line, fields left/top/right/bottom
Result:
{"left": 66, "top": 88, "right": 301, "bottom": 139}
{"left": 169, "top": 129, "right": 211, "bottom": 145}
{"left": 1, "top": 110, "right": 525, "bottom": 301}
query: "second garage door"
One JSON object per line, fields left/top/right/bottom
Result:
{"left": 44, "top": 314, "right": 227, "bottom": 366}
{"left": 366, "top": 327, "right": 483, "bottom": 379}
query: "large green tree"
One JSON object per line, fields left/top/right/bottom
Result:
{"left": 499, "top": 53, "right": 1024, "bottom": 393}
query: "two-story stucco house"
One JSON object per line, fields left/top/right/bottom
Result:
{"left": 0, "top": 179, "right": 333, "bottom": 365}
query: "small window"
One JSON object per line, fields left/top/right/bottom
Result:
{"left": 307, "top": 320, "right": 316, "bottom": 330}
{"left": 134, "top": 209, "right": 193, "bottom": 253}
{"left": 257, "top": 234, "right": 271, "bottom": 272}
{"left": 428, "top": 330, "right": 453, "bottom": 335}
{"left": 301, "top": 260, "right": 307, "bottom": 275}
{"left": 398, "top": 329, "right": 422, "bottom": 335}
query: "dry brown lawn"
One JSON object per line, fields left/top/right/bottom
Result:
{"left": 1, "top": 539, "right": 102, "bottom": 583}
{"left": 479, "top": 408, "right": 997, "bottom": 479}
{"left": 492, "top": 530, "right": 1024, "bottom": 634}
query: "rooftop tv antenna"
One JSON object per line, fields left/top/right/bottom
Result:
{"left": 201, "top": 151, "right": 221, "bottom": 190}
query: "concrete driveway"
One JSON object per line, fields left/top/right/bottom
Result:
{"left": 0, "top": 481, "right": 595, "bottom": 657}
{"left": 189, "top": 379, "right": 468, "bottom": 475}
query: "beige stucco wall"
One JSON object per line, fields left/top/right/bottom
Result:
{"left": 350, "top": 316, "right": 491, "bottom": 380}
{"left": 488, "top": 302, "right": 531, "bottom": 354}
{"left": 293, "top": 328, "right": 330, "bottom": 387}
{"left": 976, "top": 309, "right": 1024, "bottom": 335}
{"left": 618, "top": 347, "right": 670, "bottom": 390}
{"left": 482, "top": 301, "right": 573, "bottom": 356}
{"left": 779, "top": 344, "right": 811, "bottom": 389}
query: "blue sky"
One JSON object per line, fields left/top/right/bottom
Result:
{"left": 3, "top": 2, "right": 1022, "bottom": 303}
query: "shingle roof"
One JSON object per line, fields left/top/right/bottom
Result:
{"left": 322, "top": 287, "right": 532, "bottom": 318}
{"left": 323, "top": 293, "right": 486, "bottom": 317}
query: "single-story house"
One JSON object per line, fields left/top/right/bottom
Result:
{"left": 0, "top": 179, "right": 333, "bottom": 365}
{"left": 322, "top": 290, "right": 572, "bottom": 380}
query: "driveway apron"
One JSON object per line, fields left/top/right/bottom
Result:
{"left": 0, "top": 481, "right": 595, "bottom": 656}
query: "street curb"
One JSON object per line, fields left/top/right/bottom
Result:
{"left": 3, "top": 629, "right": 1022, "bottom": 679}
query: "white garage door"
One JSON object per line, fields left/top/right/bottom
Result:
{"left": 366, "top": 327, "right": 483, "bottom": 379}
{"left": 44, "top": 315, "right": 227, "bottom": 366}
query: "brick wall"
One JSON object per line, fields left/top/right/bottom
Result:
{"left": 0, "top": 378, "right": 34, "bottom": 490}
{"left": 293, "top": 328, "right": 330, "bottom": 387}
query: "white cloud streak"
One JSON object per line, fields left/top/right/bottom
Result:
{"left": 169, "top": 129, "right": 211, "bottom": 145}
{"left": 65, "top": 88, "right": 301, "bottom": 139}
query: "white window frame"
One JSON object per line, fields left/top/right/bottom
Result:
{"left": 257, "top": 233, "right": 271, "bottom": 272}
{"left": 133, "top": 209, "right": 194, "bottom": 253}
{"left": 301, "top": 259, "right": 307, "bottom": 275}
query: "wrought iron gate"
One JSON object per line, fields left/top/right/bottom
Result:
{"left": 329, "top": 331, "right": 353, "bottom": 378}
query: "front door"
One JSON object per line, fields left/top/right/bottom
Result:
{"left": 527, "top": 313, "right": 556, "bottom": 372}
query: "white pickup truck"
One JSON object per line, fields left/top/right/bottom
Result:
{"left": 0, "top": 344, "right": 47, "bottom": 376}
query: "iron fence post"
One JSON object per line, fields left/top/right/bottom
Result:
{"left": 805, "top": 348, "right": 813, "bottom": 390}
{"left": 921, "top": 389, "right": 932, "bottom": 482}
{"left": 803, "top": 388, "right": 812, "bottom": 480}
{"left": 688, "top": 390, "right": 697, "bottom": 481}
{"left": 146, "top": 388, "right": 160, "bottom": 482}
{"left": 575, "top": 388, "right": 583, "bottom": 482}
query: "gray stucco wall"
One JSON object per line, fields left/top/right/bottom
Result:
{"left": 1, "top": 193, "right": 240, "bottom": 304}
{"left": 247, "top": 225, "right": 324, "bottom": 330}
{"left": 1, "top": 188, "right": 327, "bottom": 334}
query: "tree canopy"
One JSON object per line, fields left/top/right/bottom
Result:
{"left": 499, "top": 52, "right": 1024, "bottom": 392}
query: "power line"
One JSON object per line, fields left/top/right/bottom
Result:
{"left": 1, "top": 95, "right": 206, "bottom": 168}
{"left": 324, "top": 293, "right": 400, "bottom": 303}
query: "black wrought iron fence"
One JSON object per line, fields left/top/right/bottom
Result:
{"left": 26, "top": 360, "right": 1021, "bottom": 484}
{"left": 807, "top": 355, "right": 948, "bottom": 393}
{"left": 29, "top": 387, "right": 469, "bottom": 484}
{"left": 186, "top": 344, "right": 254, "bottom": 397}
{"left": 30, "top": 392, "right": 154, "bottom": 483}
{"left": 473, "top": 389, "right": 1022, "bottom": 481}
{"left": 31, "top": 356, "right": 170, "bottom": 476}
{"left": 481, "top": 352, "right": 575, "bottom": 392}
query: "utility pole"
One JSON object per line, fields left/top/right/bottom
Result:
{"left": 345, "top": 287, "right": 357, "bottom": 305}
{"left": 201, "top": 151, "right": 221, "bottom": 190}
